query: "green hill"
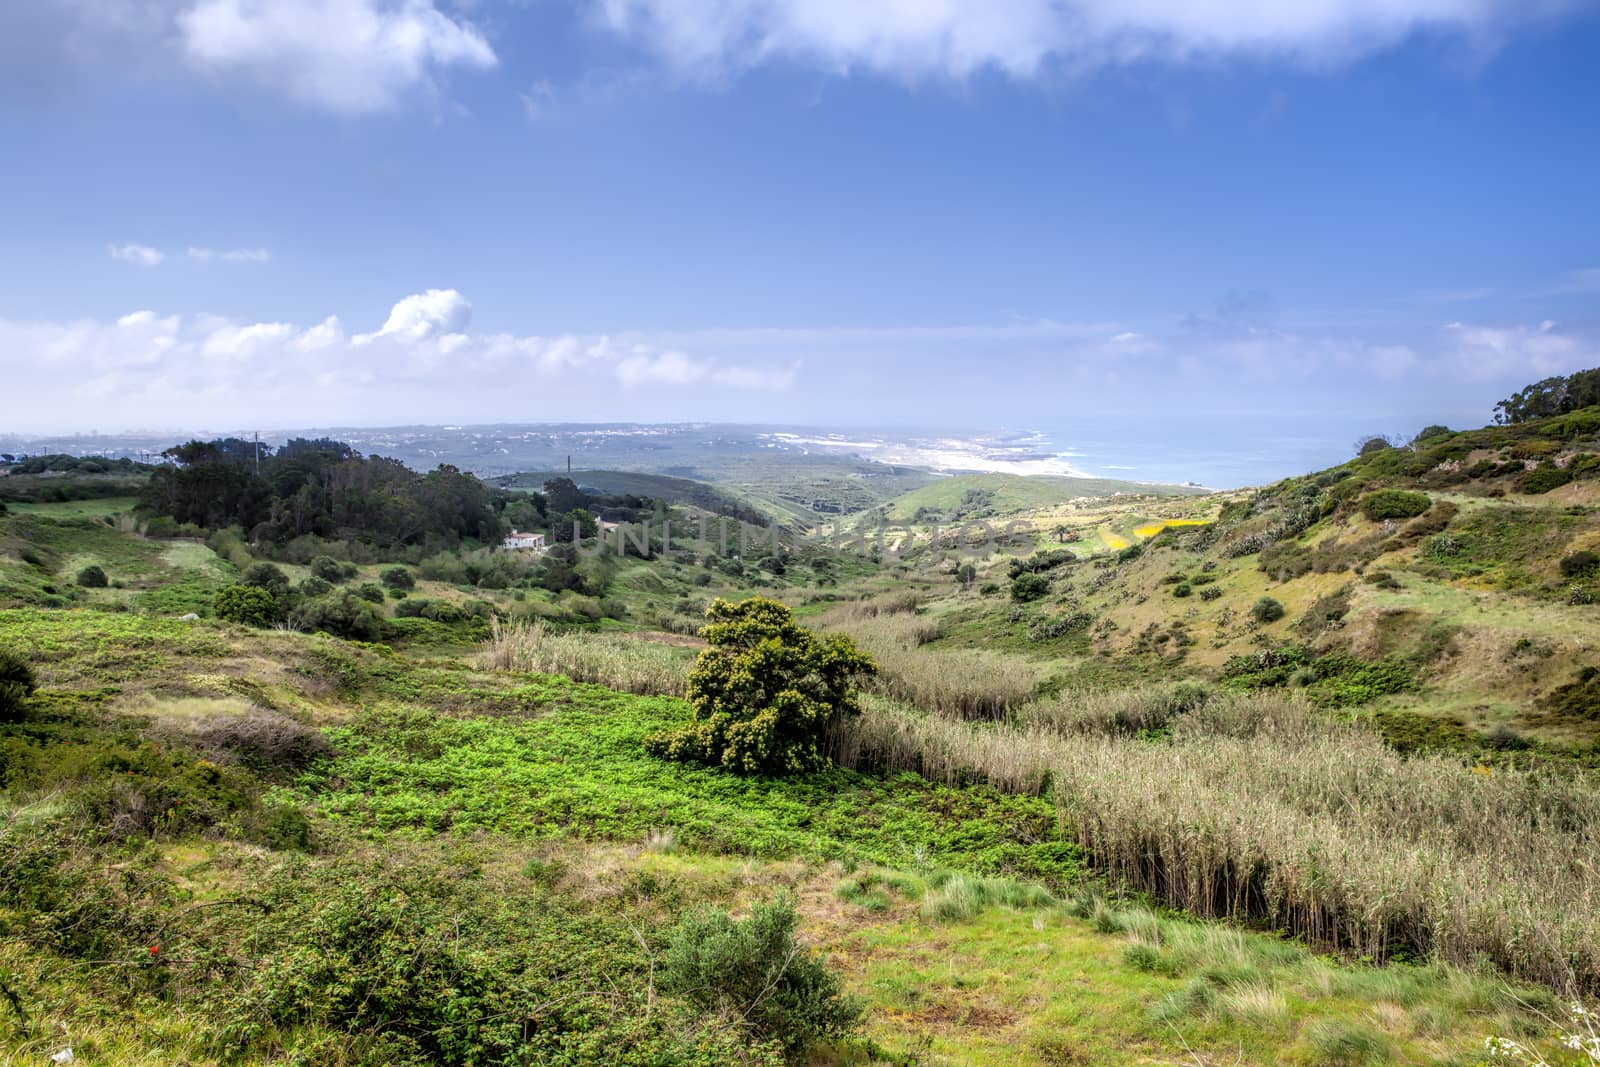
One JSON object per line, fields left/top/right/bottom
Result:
{"left": 882, "top": 471, "right": 1205, "bottom": 522}
{"left": 493, "top": 468, "right": 783, "bottom": 526}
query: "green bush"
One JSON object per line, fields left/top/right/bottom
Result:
{"left": 75, "top": 564, "right": 108, "bottom": 588}
{"left": 646, "top": 597, "right": 875, "bottom": 776}
{"left": 214, "top": 584, "right": 280, "bottom": 628}
{"left": 1561, "top": 551, "right": 1600, "bottom": 578}
{"left": 293, "top": 592, "right": 388, "bottom": 642}
{"left": 1010, "top": 573, "right": 1050, "bottom": 602}
{"left": 0, "top": 650, "right": 38, "bottom": 722}
{"left": 241, "top": 562, "right": 291, "bottom": 596}
{"left": 309, "top": 555, "right": 346, "bottom": 583}
{"left": 661, "top": 897, "right": 861, "bottom": 1059}
{"left": 380, "top": 566, "right": 415, "bottom": 591}
{"left": 1360, "top": 489, "right": 1432, "bottom": 522}
{"left": 1518, "top": 462, "right": 1572, "bottom": 495}
{"left": 1251, "top": 596, "right": 1286, "bottom": 624}
{"left": 1172, "top": 583, "right": 1193, "bottom": 598}
{"left": 1199, "top": 586, "right": 1223, "bottom": 601}
{"left": 355, "top": 582, "right": 386, "bottom": 603}
{"left": 300, "top": 575, "right": 334, "bottom": 598}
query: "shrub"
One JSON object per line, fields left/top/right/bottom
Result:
{"left": 1519, "top": 463, "right": 1573, "bottom": 495}
{"left": 355, "top": 582, "right": 386, "bottom": 603}
{"left": 1199, "top": 586, "right": 1223, "bottom": 601}
{"left": 292, "top": 592, "right": 388, "bottom": 642}
{"left": 1010, "top": 573, "right": 1050, "bottom": 602}
{"left": 646, "top": 597, "right": 875, "bottom": 775}
{"left": 308, "top": 555, "right": 345, "bottom": 583}
{"left": 1118, "top": 543, "right": 1144, "bottom": 562}
{"left": 380, "top": 566, "right": 416, "bottom": 591}
{"left": 661, "top": 897, "right": 861, "bottom": 1058}
{"left": 185, "top": 711, "right": 336, "bottom": 774}
{"left": 1251, "top": 597, "right": 1286, "bottom": 624}
{"left": 0, "top": 650, "right": 38, "bottom": 722}
{"left": 300, "top": 575, "right": 334, "bottom": 598}
{"left": 75, "top": 564, "right": 108, "bottom": 588}
{"left": 1172, "top": 583, "right": 1193, "bottom": 598}
{"left": 214, "top": 584, "right": 280, "bottom": 628}
{"left": 241, "top": 562, "right": 291, "bottom": 595}
{"left": 1561, "top": 551, "right": 1600, "bottom": 579}
{"left": 1360, "top": 489, "right": 1432, "bottom": 522}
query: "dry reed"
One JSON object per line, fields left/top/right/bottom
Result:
{"left": 831, "top": 692, "right": 1600, "bottom": 992}
{"left": 481, "top": 617, "right": 691, "bottom": 696}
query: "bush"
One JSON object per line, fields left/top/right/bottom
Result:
{"left": 661, "top": 897, "right": 861, "bottom": 1058}
{"left": 1199, "top": 586, "right": 1223, "bottom": 601}
{"left": 1360, "top": 489, "right": 1432, "bottom": 522}
{"left": 355, "top": 582, "right": 386, "bottom": 603}
{"left": 293, "top": 592, "right": 388, "bottom": 642}
{"left": 309, "top": 555, "right": 346, "bottom": 583}
{"left": 241, "top": 562, "right": 291, "bottom": 596}
{"left": 646, "top": 597, "right": 875, "bottom": 775}
{"left": 1560, "top": 550, "right": 1600, "bottom": 578}
{"left": 1172, "top": 583, "right": 1193, "bottom": 598}
{"left": 0, "top": 650, "right": 38, "bottom": 723}
{"left": 1251, "top": 596, "right": 1286, "bottom": 624}
{"left": 381, "top": 566, "right": 416, "bottom": 591}
{"left": 1518, "top": 462, "right": 1573, "bottom": 495}
{"left": 1010, "top": 573, "right": 1050, "bottom": 602}
{"left": 75, "top": 564, "right": 108, "bottom": 588}
{"left": 299, "top": 575, "right": 334, "bottom": 598}
{"left": 214, "top": 584, "right": 280, "bottom": 628}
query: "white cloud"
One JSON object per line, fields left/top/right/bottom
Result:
{"left": 356, "top": 288, "right": 474, "bottom": 343}
{"left": 0, "top": 290, "right": 801, "bottom": 431}
{"left": 188, "top": 246, "right": 271, "bottom": 263}
{"left": 177, "top": 0, "right": 496, "bottom": 114}
{"left": 616, "top": 348, "right": 708, "bottom": 387}
{"left": 594, "top": 0, "right": 1570, "bottom": 81}
{"left": 109, "top": 242, "right": 165, "bottom": 267}
{"left": 1440, "top": 319, "right": 1582, "bottom": 381}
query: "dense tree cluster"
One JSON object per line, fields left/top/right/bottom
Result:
{"left": 1495, "top": 367, "right": 1600, "bottom": 425}
{"left": 141, "top": 437, "right": 507, "bottom": 550}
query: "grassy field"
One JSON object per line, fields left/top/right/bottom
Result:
{"left": 1, "top": 609, "right": 1580, "bottom": 1065}
{"left": 882, "top": 473, "right": 1202, "bottom": 523}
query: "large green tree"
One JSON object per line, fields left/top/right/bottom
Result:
{"left": 647, "top": 597, "right": 875, "bottom": 776}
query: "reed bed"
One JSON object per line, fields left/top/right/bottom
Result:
{"left": 481, "top": 617, "right": 692, "bottom": 696}
{"left": 818, "top": 607, "right": 1043, "bottom": 720}
{"left": 832, "top": 693, "right": 1600, "bottom": 992}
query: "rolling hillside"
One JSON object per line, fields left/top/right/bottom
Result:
{"left": 881, "top": 471, "right": 1206, "bottom": 523}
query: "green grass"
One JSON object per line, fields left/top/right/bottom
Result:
{"left": 883, "top": 473, "right": 1200, "bottom": 523}
{"left": 4, "top": 495, "right": 141, "bottom": 518}
{"left": 309, "top": 676, "right": 1078, "bottom": 881}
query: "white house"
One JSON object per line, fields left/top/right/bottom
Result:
{"left": 502, "top": 529, "right": 546, "bottom": 552}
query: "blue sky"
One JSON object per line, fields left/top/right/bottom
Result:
{"left": 1, "top": 0, "right": 1597, "bottom": 482}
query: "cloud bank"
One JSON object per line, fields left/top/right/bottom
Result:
{"left": 0, "top": 290, "right": 800, "bottom": 432}
{"left": 2, "top": 285, "right": 1593, "bottom": 435}
{"left": 594, "top": 0, "right": 1574, "bottom": 81}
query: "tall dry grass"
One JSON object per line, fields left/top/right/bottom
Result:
{"left": 830, "top": 691, "right": 1600, "bottom": 992}
{"left": 481, "top": 617, "right": 691, "bottom": 696}
{"left": 817, "top": 603, "right": 1043, "bottom": 720}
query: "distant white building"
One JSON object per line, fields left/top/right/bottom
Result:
{"left": 502, "top": 530, "right": 547, "bottom": 552}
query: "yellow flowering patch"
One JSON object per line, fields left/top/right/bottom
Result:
{"left": 1101, "top": 530, "right": 1131, "bottom": 551}
{"left": 1133, "top": 518, "right": 1212, "bottom": 539}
